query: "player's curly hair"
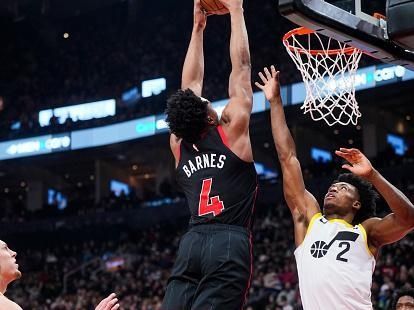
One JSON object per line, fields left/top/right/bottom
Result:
{"left": 165, "top": 89, "right": 209, "bottom": 144}
{"left": 334, "top": 173, "right": 379, "bottom": 225}
{"left": 392, "top": 288, "right": 414, "bottom": 309}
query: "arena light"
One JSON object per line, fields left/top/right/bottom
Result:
{"left": 71, "top": 116, "right": 155, "bottom": 150}
{"left": 122, "top": 87, "right": 141, "bottom": 105}
{"left": 1, "top": 65, "right": 414, "bottom": 161}
{"left": 39, "top": 99, "right": 116, "bottom": 127}
{"left": 311, "top": 148, "right": 332, "bottom": 163}
{"left": 48, "top": 189, "right": 68, "bottom": 210}
{"left": 141, "top": 78, "right": 166, "bottom": 98}
{"left": 156, "top": 118, "right": 168, "bottom": 131}
{"left": 387, "top": 134, "right": 407, "bottom": 156}
{"left": 110, "top": 180, "right": 130, "bottom": 197}
{"left": 254, "top": 162, "right": 278, "bottom": 179}
{"left": 10, "top": 121, "right": 21, "bottom": 130}
{"left": 2, "top": 134, "right": 71, "bottom": 159}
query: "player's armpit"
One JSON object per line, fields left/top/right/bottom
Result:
{"left": 285, "top": 190, "right": 320, "bottom": 223}
{"left": 290, "top": 207, "right": 309, "bottom": 247}
{"left": 363, "top": 214, "right": 414, "bottom": 250}
{"left": 221, "top": 102, "right": 251, "bottom": 134}
{"left": 219, "top": 99, "right": 254, "bottom": 163}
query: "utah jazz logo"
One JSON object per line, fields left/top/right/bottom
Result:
{"left": 310, "top": 231, "right": 359, "bottom": 262}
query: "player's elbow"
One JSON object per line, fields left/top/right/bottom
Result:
{"left": 406, "top": 209, "right": 414, "bottom": 228}
{"left": 402, "top": 203, "right": 414, "bottom": 226}
{"left": 395, "top": 209, "right": 414, "bottom": 229}
{"left": 231, "top": 46, "right": 251, "bottom": 69}
{"left": 239, "top": 92, "right": 253, "bottom": 105}
{"left": 277, "top": 150, "right": 297, "bottom": 165}
{"left": 239, "top": 61, "right": 251, "bottom": 71}
{"left": 228, "top": 86, "right": 253, "bottom": 104}
{"left": 240, "top": 48, "right": 252, "bottom": 67}
{"left": 230, "top": 62, "right": 251, "bottom": 84}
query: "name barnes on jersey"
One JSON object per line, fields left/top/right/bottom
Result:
{"left": 182, "top": 153, "right": 227, "bottom": 178}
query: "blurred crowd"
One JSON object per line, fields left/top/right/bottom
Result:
{"left": 0, "top": 151, "right": 411, "bottom": 310}
{"left": 1, "top": 146, "right": 413, "bottom": 224}
{"left": 0, "top": 1, "right": 410, "bottom": 309}
{"left": 2, "top": 155, "right": 414, "bottom": 310}
{"left": 6, "top": 199, "right": 414, "bottom": 310}
{"left": 1, "top": 0, "right": 381, "bottom": 140}
{"left": 0, "top": 0, "right": 303, "bottom": 140}
{"left": 0, "top": 145, "right": 414, "bottom": 223}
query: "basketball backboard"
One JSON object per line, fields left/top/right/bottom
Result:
{"left": 279, "top": 0, "right": 414, "bottom": 70}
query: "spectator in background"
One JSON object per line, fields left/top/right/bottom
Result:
{"left": 0, "top": 240, "right": 21, "bottom": 309}
{"left": 393, "top": 288, "right": 414, "bottom": 310}
{"left": 2, "top": 202, "right": 414, "bottom": 309}
{"left": 0, "top": 240, "right": 120, "bottom": 310}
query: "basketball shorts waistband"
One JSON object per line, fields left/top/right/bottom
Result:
{"left": 189, "top": 223, "right": 250, "bottom": 236}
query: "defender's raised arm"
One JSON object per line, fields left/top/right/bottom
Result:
{"left": 256, "top": 66, "right": 320, "bottom": 224}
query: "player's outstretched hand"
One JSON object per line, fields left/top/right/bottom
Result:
{"left": 194, "top": 0, "right": 207, "bottom": 29}
{"left": 95, "top": 293, "right": 120, "bottom": 310}
{"left": 255, "top": 66, "right": 281, "bottom": 103}
{"left": 335, "top": 148, "right": 374, "bottom": 178}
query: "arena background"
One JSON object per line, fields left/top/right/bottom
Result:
{"left": 0, "top": 0, "right": 413, "bottom": 309}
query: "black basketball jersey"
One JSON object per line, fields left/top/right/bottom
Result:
{"left": 176, "top": 125, "right": 258, "bottom": 228}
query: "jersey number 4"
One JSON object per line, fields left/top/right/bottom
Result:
{"left": 198, "top": 178, "right": 224, "bottom": 217}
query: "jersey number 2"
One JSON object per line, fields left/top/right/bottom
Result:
{"left": 336, "top": 242, "right": 351, "bottom": 262}
{"left": 198, "top": 178, "right": 224, "bottom": 217}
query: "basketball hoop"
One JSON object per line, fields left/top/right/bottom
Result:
{"left": 283, "top": 27, "right": 363, "bottom": 126}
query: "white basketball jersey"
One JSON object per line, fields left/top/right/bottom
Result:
{"left": 294, "top": 213, "right": 376, "bottom": 310}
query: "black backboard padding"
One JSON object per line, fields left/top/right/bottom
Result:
{"left": 387, "top": 0, "right": 414, "bottom": 50}
{"left": 279, "top": 0, "right": 414, "bottom": 70}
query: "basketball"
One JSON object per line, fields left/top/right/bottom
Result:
{"left": 201, "top": 0, "right": 229, "bottom": 15}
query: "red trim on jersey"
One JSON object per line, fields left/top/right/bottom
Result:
{"left": 241, "top": 186, "right": 258, "bottom": 309}
{"left": 217, "top": 125, "right": 230, "bottom": 148}
{"left": 248, "top": 185, "right": 258, "bottom": 229}
{"left": 177, "top": 141, "right": 181, "bottom": 162}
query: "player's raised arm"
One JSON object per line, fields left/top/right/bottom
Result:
{"left": 336, "top": 148, "right": 414, "bottom": 250}
{"left": 181, "top": 0, "right": 207, "bottom": 95}
{"left": 219, "top": 0, "right": 253, "bottom": 135}
{"left": 213, "top": 0, "right": 254, "bottom": 164}
{"left": 169, "top": 0, "right": 207, "bottom": 163}
{"left": 255, "top": 66, "right": 320, "bottom": 222}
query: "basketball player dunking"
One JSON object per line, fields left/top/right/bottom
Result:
{"left": 255, "top": 66, "right": 414, "bottom": 309}
{"left": 161, "top": 0, "right": 257, "bottom": 309}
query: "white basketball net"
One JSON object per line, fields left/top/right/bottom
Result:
{"left": 283, "top": 28, "right": 363, "bottom": 126}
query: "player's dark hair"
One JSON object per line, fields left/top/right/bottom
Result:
{"left": 165, "top": 89, "right": 209, "bottom": 144}
{"left": 334, "top": 173, "right": 379, "bottom": 225}
{"left": 392, "top": 288, "right": 414, "bottom": 309}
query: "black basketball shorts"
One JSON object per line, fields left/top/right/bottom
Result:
{"left": 161, "top": 223, "right": 253, "bottom": 310}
